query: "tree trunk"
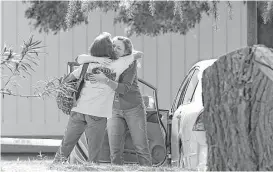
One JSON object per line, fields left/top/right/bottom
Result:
{"left": 202, "top": 45, "right": 273, "bottom": 171}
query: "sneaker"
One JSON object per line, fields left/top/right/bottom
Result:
{"left": 52, "top": 153, "right": 69, "bottom": 164}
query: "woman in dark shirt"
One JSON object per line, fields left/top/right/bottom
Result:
{"left": 92, "top": 36, "right": 152, "bottom": 166}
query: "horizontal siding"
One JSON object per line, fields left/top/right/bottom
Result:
{"left": 1, "top": 1, "right": 247, "bottom": 137}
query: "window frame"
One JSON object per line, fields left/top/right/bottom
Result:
{"left": 170, "top": 67, "right": 196, "bottom": 113}
{"left": 180, "top": 68, "right": 200, "bottom": 105}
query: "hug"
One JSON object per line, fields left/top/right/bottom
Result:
{"left": 54, "top": 32, "right": 152, "bottom": 166}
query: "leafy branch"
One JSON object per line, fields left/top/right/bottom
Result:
{"left": 1, "top": 35, "right": 73, "bottom": 99}
{"left": 24, "top": 1, "right": 273, "bottom": 37}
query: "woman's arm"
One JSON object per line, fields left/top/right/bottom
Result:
{"left": 92, "top": 61, "right": 137, "bottom": 95}
{"left": 75, "top": 54, "right": 112, "bottom": 65}
{"left": 114, "top": 61, "right": 137, "bottom": 94}
{"left": 76, "top": 52, "right": 143, "bottom": 65}
{"left": 110, "top": 51, "right": 143, "bottom": 76}
{"left": 110, "top": 55, "right": 134, "bottom": 76}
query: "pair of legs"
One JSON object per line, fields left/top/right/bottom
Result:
{"left": 107, "top": 104, "right": 152, "bottom": 166}
{"left": 54, "top": 111, "right": 106, "bottom": 163}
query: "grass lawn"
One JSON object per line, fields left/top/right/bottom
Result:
{"left": 1, "top": 154, "right": 186, "bottom": 172}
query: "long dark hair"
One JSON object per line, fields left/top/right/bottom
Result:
{"left": 89, "top": 32, "right": 117, "bottom": 60}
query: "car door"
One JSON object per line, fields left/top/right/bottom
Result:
{"left": 177, "top": 68, "right": 204, "bottom": 169}
{"left": 170, "top": 67, "right": 197, "bottom": 164}
{"left": 172, "top": 67, "right": 203, "bottom": 166}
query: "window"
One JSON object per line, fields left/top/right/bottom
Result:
{"left": 182, "top": 69, "right": 199, "bottom": 105}
{"left": 170, "top": 68, "right": 196, "bottom": 112}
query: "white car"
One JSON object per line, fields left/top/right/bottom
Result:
{"left": 170, "top": 59, "right": 217, "bottom": 170}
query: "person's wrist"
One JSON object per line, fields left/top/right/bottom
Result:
{"left": 104, "top": 77, "right": 110, "bottom": 84}
{"left": 135, "top": 52, "right": 143, "bottom": 59}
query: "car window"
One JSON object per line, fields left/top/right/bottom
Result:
{"left": 171, "top": 68, "right": 195, "bottom": 112}
{"left": 181, "top": 69, "right": 199, "bottom": 105}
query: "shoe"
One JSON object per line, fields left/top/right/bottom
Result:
{"left": 52, "top": 152, "right": 69, "bottom": 164}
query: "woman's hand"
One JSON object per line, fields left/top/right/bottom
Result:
{"left": 89, "top": 72, "right": 108, "bottom": 83}
{"left": 133, "top": 51, "right": 144, "bottom": 60}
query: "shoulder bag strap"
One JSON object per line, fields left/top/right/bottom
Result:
{"left": 75, "top": 63, "right": 89, "bottom": 100}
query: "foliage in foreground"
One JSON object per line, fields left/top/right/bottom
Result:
{"left": 24, "top": 1, "right": 273, "bottom": 37}
{"left": 1, "top": 35, "right": 72, "bottom": 99}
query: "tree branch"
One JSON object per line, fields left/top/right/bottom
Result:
{"left": 0, "top": 90, "right": 41, "bottom": 98}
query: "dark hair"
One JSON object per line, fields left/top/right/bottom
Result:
{"left": 113, "top": 36, "right": 133, "bottom": 56}
{"left": 89, "top": 32, "right": 117, "bottom": 60}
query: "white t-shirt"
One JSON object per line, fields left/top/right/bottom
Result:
{"left": 71, "top": 55, "right": 134, "bottom": 118}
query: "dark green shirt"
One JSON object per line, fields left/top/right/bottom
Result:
{"left": 113, "top": 61, "right": 143, "bottom": 110}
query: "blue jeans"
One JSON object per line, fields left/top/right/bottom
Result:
{"left": 107, "top": 104, "right": 152, "bottom": 166}
{"left": 54, "top": 111, "right": 107, "bottom": 163}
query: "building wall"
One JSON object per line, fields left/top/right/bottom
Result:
{"left": 1, "top": 1, "right": 247, "bottom": 137}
